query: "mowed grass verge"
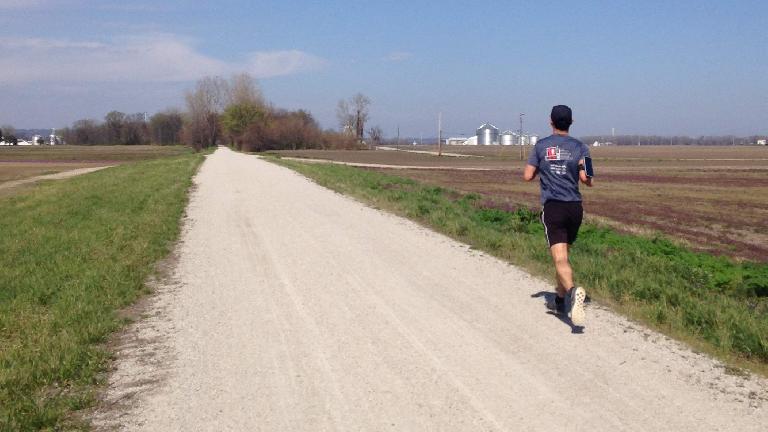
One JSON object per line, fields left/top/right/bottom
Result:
{"left": 274, "top": 158, "right": 768, "bottom": 375}
{"left": 0, "top": 152, "right": 205, "bottom": 430}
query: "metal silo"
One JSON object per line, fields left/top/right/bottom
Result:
{"left": 501, "top": 131, "right": 515, "bottom": 146}
{"left": 476, "top": 123, "right": 499, "bottom": 145}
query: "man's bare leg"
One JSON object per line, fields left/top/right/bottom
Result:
{"left": 550, "top": 242, "right": 586, "bottom": 325}
{"left": 550, "top": 243, "right": 573, "bottom": 296}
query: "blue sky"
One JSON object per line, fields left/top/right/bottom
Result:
{"left": 0, "top": 0, "right": 766, "bottom": 137}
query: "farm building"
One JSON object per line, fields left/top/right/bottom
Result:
{"left": 449, "top": 123, "right": 538, "bottom": 146}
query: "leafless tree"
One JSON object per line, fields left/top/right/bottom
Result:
{"left": 183, "top": 76, "right": 227, "bottom": 150}
{"left": 336, "top": 99, "right": 354, "bottom": 135}
{"left": 69, "top": 119, "right": 102, "bottom": 145}
{"left": 1, "top": 125, "right": 15, "bottom": 138}
{"left": 336, "top": 93, "right": 371, "bottom": 141}
{"left": 122, "top": 113, "right": 149, "bottom": 145}
{"left": 367, "top": 126, "right": 383, "bottom": 147}
{"left": 351, "top": 93, "right": 370, "bottom": 141}
{"left": 104, "top": 111, "right": 125, "bottom": 144}
{"left": 227, "top": 73, "right": 265, "bottom": 108}
{"left": 150, "top": 109, "right": 184, "bottom": 145}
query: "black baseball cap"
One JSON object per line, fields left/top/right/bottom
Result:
{"left": 551, "top": 105, "right": 572, "bottom": 125}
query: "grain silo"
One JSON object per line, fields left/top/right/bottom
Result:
{"left": 500, "top": 131, "right": 515, "bottom": 146}
{"left": 476, "top": 123, "right": 499, "bottom": 145}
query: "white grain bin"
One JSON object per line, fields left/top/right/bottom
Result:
{"left": 476, "top": 123, "right": 499, "bottom": 145}
{"left": 500, "top": 131, "right": 515, "bottom": 146}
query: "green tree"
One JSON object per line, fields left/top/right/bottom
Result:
{"left": 221, "top": 103, "right": 266, "bottom": 148}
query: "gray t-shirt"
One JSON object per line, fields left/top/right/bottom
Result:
{"left": 527, "top": 134, "right": 590, "bottom": 204}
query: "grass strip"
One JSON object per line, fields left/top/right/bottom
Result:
{"left": 274, "top": 158, "right": 768, "bottom": 375}
{"left": 0, "top": 152, "right": 204, "bottom": 430}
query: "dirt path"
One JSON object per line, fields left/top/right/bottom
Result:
{"left": 93, "top": 147, "right": 767, "bottom": 431}
{"left": 280, "top": 156, "right": 499, "bottom": 170}
{"left": 376, "top": 146, "right": 483, "bottom": 158}
{"left": 0, "top": 166, "right": 112, "bottom": 191}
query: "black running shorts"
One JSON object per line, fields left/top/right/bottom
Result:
{"left": 541, "top": 200, "right": 583, "bottom": 247}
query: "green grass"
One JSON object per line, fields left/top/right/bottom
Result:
{"left": 274, "top": 158, "right": 768, "bottom": 374}
{"left": 0, "top": 152, "right": 205, "bottom": 430}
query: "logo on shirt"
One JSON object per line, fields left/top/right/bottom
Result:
{"left": 546, "top": 147, "right": 559, "bottom": 161}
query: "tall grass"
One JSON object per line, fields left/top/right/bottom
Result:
{"left": 275, "top": 159, "right": 768, "bottom": 372}
{"left": 0, "top": 153, "right": 204, "bottom": 430}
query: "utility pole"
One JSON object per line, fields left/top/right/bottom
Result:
{"left": 438, "top": 112, "right": 443, "bottom": 156}
{"left": 519, "top": 113, "right": 525, "bottom": 160}
{"left": 396, "top": 125, "right": 400, "bottom": 147}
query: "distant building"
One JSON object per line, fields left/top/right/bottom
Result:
{"left": 758, "top": 139, "right": 767, "bottom": 146}
{"left": 476, "top": 123, "right": 499, "bottom": 145}
{"left": 446, "top": 137, "right": 468, "bottom": 146}
{"left": 445, "top": 123, "right": 538, "bottom": 146}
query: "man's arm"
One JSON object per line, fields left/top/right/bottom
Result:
{"left": 578, "top": 159, "right": 593, "bottom": 187}
{"left": 523, "top": 164, "right": 538, "bottom": 182}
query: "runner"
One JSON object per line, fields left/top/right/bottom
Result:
{"left": 523, "top": 105, "right": 593, "bottom": 326}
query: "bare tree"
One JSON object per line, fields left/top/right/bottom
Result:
{"left": 227, "top": 73, "right": 265, "bottom": 107}
{"left": 104, "top": 111, "right": 125, "bottom": 144}
{"left": 183, "top": 76, "right": 227, "bottom": 150}
{"left": 122, "top": 113, "right": 149, "bottom": 145}
{"left": 69, "top": 119, "right": 102, "bottom": 145}
{"left": 336, "top": 94, "right": 371, "bottom": 141}
{"left": 367, "top": 126, "right": 383, "bottom": 147}
{"left": 351, "top": 93, "right": 370, "bottom": 141}
{"left": 336, "top": 99, "right": 354, "bottom": 135}
{"left": 150, "top": 109, "right": 184, "bottom": 145}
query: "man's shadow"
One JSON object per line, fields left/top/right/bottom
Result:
{"left": 530, "top": 291, "right": 587, "bottom": 334}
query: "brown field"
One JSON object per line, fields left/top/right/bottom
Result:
{"left": 0, "top": 145, "right": 192, "bottom": 187}
{"left": 0, "top": 161, "right": 111, "bottom": 183}
{"left": 275, "top": 145, "right": 768, "bottom": 261}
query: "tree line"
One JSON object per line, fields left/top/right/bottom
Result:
{"left": 52, "top": 73, "right": 376, "bottom": 151}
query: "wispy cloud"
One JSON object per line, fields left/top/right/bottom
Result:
{"left": 97, "top": 2, "right": 169, "bottom": 12}
{"left": 0, "top": 34, "right": 328, "bottom": 84}
{"left": 0, "top": 37, "right": 105, "bottom": 49}
{"left": 0, "top": 0, "right": 74, "bottom": 9}
{"left": 0, "top": 0, "right": 44, "bottom": 8}
{"left": 247, "top": 50, "right": 327, "bottom": 78}
{"left": 385, "top": 51, "right": 413, "bottom": 62}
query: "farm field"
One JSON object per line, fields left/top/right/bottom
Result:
{"left": 0, "top": 145, "right": 193, "bottom": 187}
{"left": 275, "top": 145, "right": 768, "bottom": 261}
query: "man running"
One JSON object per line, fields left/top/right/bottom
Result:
{"left": 523, "top": 105, "right": 593, "bottom": 326}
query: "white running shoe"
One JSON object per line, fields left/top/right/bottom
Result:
{"left": 569, "top": 287, "right": 587, "bottom": 327}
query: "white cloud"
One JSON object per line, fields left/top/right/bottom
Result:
{"left": 0, "top": 37, "right": 105, "bottom": 49}
{"left": 247, "top": 50, "right": 327, "bottom": 78}
{"left": 385, "top": 51, "right": 413, "bottom": 62}
{"left": 0, "top": 34, "right": 327, "bottom": 84}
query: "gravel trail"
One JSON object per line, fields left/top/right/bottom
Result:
{"left": 94, "top": 147, "right": 767, "bottom": 431}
